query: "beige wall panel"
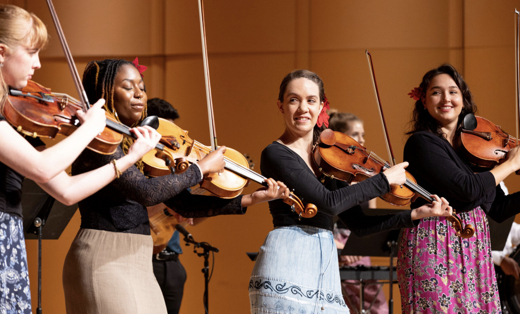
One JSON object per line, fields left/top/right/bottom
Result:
{"left": 311, "top": 0, "right": 450, "bottom": 51}
{"left": 465, "top": 0, "right": 520, "bottom": 48}
{"left": 29, "top": 0, "right": 153, "bottom": 58}
{"left": 165, "top": 0, "right": 297, "bottom": 55}
{"left": 448, "top": 0, "right": 464, "bottom": 48}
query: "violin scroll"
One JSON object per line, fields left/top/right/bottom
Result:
{"left": 283, "top": 191, "right": 317, "bottom": 220}
{"left": 446, "top": 213, "right": 475, "bottom": 239}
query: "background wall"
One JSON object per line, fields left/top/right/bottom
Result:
{"left": 2, "top": 0, "right": 520, "bottom": 313}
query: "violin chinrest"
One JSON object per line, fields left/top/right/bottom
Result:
{"left": 463, "top": 113, "right": 477, "bottom": 131}
{"left": 141, "top": 115, "right": 160, "bottom": 130}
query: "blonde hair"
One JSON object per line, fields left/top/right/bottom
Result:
{"left": 0, "top": 5, "right": 48, "bottom": 109}
{"left": 328, "top": 109, "right": 363, "bottom": 134}
{"left": 0, "top": 5, "right": 48, "bottom": 50}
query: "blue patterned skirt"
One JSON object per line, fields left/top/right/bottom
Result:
{"left": 249, "top": 225, "right": 349, "bottom": 314}
{"left": 0, "top": 212, "right": 31, "bottom": 313}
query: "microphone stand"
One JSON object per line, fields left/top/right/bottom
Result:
{"left": 181, "top": 234, "right": 219, "bottom": 313}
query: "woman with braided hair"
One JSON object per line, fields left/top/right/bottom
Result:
{"left": 62, "top": 59, "right": 289, "bottom": 314}
{"left": 0, "top": 5, "right": 160, "bottom": 313}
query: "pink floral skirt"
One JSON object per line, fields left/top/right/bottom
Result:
{"left": 397, "top": 207, "right": 501, "bottom": 314}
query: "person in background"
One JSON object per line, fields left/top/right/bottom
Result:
{"left": 146, "top": 97, "right": 205, "bottom": 314}
{"left": 329, "top": 110, "right": 389, "bottom": 314}
{"left": 491, "top": 182, "right": 520, "bottom": 279}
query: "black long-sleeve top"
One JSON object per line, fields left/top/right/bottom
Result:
{"left": 404, "top": 131, "right": 520, "bottom": 223}
{"left": 72, "top": 146, "right": 246, "bottom": 235}
{"left": 0, "top": 114, "right": 45, "bottom": 217}
{"left": 260, "top": 142, "right": 417, "bottom": 235}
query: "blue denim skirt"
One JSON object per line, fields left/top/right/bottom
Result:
{"left": 249, "top": 225, "right": 349, "bottom": 314}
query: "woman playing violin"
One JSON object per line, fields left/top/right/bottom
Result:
{"left": 248, "top": 69, "right": 454, "bottom": 314}
{"left": 0, "top": 5, "right": 160, "bottom": 313}
{"left": 398, "top": 64, "right": 520, "bottom": 313}
{"left": 62, "top": 58, "right": 289, "bottom": 314}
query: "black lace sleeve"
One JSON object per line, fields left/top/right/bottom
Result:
{"left": 72, "top": 146, "right": 202, "bottom": 206}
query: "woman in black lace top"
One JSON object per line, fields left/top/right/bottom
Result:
{"left": 248, "top": 69, "right": 454, "bottom": 314}
{"left": 0, "top": 6, "right": 160, "bottom": 313}
{"left": 62, "top": 59, "right": 288, "bottom": 314}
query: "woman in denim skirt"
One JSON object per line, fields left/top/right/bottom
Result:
{"left": 249, "top": 69, "right": 454, "bottom": 314}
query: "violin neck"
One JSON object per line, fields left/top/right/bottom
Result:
{"left": 105, "top": 118, "right": 164, "bottom": 151}
{"left": 404, "top": 179, "right": 433, "bottom": 203}
{"left": 223, "top": 159, "right": 266, "bottom": 186}
{"left": 106, "top": 119, "right": 132, "bottom": 137}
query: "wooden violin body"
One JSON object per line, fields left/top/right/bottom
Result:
{"left": 460, "top": 114, "right": 519, "bottom": 171}
{"left": 142, "top": 118, "right": 250, "bottom": 199}
{"left": 3, "top": 80, "right": 123, "bottom": 154}
{"left": 149, "top": 206, "right": 181, "bottom": 254}
{"left": 313, "top": 129, "right": 475, "bottom": 238}
{"left": 314, "top": 129, "right": 417, "bottom": 206}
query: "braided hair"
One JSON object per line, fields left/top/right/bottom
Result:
{"left": 82, "top": 59, "right": 147, "bottom": 171}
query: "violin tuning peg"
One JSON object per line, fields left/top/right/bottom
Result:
{"left": 298, "top": 213, "right": 302, "bottom": 221}
{"left": 291, "top": 204, "right": 295, "bottom": 212}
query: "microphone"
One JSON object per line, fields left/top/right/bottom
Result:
{"left": 175, "top": 224, "right": 193, "bottom": 240}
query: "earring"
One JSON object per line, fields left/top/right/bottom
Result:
{"left": 0, "top": 63, "right": 4, "bottom": 67}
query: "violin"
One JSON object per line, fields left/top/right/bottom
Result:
{"left": 143, "top": 118, "right": 317, "bottom": 219}
{"left": 4, "top": 80, "right": 122, "bottom": 154}
{"left": 459, "top": 114, "right": 520, "bottom": 171}
{"left": 314, "top": 129, "right": 475, "bottom": 239}
{"left": 4, "top": 80, "right": 164, "bottom": 155}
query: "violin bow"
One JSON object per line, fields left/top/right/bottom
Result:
{"left": 365, "top": 50, "right": 396, "bottom": 166}
{"left": 45, "top": 0, "right": 90, "bottom": 111}
{"left": 515, "top": 9, "right": 519, "bottom": 143}
{"left": 197, "top": 0, "right": 218, "bottom": 151}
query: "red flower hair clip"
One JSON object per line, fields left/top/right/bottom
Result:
{"left": 408, "top": 87, "right": 423, "bottom": 101}
{"left": 132, "top": 57, "right": 148, "bottom": 77}
{"left": 317, "top": 94, "right": 330, "bottom": 128}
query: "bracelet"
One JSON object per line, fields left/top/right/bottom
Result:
{"left": 111, "top": 159, "right": 122, "bottom": 179}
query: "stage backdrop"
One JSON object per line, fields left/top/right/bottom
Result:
{"left": 2, "top": 0, "right": 520, "bottom": 313}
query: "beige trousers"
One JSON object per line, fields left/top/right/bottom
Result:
{"left": 63, "top": 228, "right": 167, "bottom": 314}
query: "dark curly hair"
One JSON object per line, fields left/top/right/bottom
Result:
{"left": 278, "top": 69, "right": 326, "bottom": 143}
{"left": 147, "top": 98, "right": 179, "bottom": 121}
{"left": 407, "top": 64, "right": 477, "bottom": 138}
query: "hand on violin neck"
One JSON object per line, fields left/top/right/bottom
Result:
{"left": 381, "top": 162, "right": 408, "bottom": 186}
{"left": 76, "top": 98, "right": 106, "bottom": 135}
{"left": 197, "top": 146, "right": 226, "bottom": 175}
{"left": 241, "top": 178, "right": 289, "bottom": 207}
{"left": 411, "top": 195, "right": 453, "bottom": 220}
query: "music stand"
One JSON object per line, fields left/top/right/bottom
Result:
{"left": 340, "top": 208, "right": 404, "bottom": 314}
{"left": 21, "top": 178, "right": 78, "bottom": 314}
